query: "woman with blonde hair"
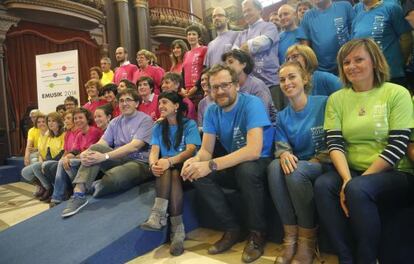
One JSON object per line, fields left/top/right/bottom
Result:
{"left": 286, "top": 44, "right": 342, "bottom": 96}
{"left": 315, "top": 38, "right": 414, "bottom": 264}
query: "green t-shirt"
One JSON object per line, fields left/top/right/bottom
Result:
{"left": 324, "top": 82, "right": 414, "bottom": 171}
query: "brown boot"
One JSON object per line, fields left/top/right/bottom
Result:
{"left": 275, "top": 225, "right": 298, "bottom": 264}
{"left": 291, "top": 227, "right": 317, "bottom": 264}
{"left": 208, "top": 229, "right": 241, "bottom": 255}
{"left": 32, "top": 179, "right": 45, "bottom": 198}
{"left": 39, "top": 188, "right": 52, "bottom": 202}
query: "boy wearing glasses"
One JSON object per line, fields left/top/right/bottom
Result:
{"left": 181, "top": 65, "right": 273, "bottom": 263}
{"left": 61, "top": 89, "right": 153, "bottom": 218}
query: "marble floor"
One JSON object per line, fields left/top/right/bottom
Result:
{"left": 0, "top": 182, "right": 338, "bottom": 264}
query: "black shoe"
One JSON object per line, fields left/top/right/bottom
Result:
{"left": 242, "top": 231, "right": 266, "bottom": 263}
{"left": 208, "top": 229, "right": 241, "bottom": 255}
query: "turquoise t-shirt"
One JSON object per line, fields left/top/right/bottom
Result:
{"left": 275, "top": 96, "right": 328, "bottom": 160}
{"left": 151, "top": 119, "right": 201, "bottom": 158}
{"left": 324, "top": 82, "right": 414, "bottom": 171}
{"left": 203, "top": 93, "right": 273, "bottom": 158}
{"left": 352, "top": 2, "right": 412, "bottom": 78}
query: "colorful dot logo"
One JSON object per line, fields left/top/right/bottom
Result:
{"left": 53, "top": 73, "right": 57, "bottom": 78}
{"left": 65, "top": 76, "right": 71, "bottom": 82}
{"left": 62, "top": 66, "right": 67, "bottom": 71}
{"left": 49, "top": 83, "right": 55, "bottom": 88}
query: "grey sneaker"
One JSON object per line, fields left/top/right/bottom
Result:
{"left": 61, "top": 195, "right": 88, "bottom": 218}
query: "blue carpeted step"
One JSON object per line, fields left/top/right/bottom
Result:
{"left": 0, "top": 165, "right": 21, "bottom": 185}
{"left": 0, "top": 181, "right": 199, "bottom": 264}
{"left": 7, "top": 156, "right": 24, "bottom": 169}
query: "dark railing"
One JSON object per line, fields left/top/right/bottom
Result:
{"left": 149, "top": 6, "right": 203, "bottom": 28}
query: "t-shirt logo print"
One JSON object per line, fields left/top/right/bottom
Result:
{"left": 233, "top": 127, "right": 246, "bottom": 150}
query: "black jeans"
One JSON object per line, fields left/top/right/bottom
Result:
{"left": 193, "top": 158, "right": 271, "bottom": 232}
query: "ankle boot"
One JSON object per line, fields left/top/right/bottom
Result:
{"left": 33, "top": 179, "right": 45, "bottom": 198}
{"left": 275, "top": 225, "right": 298, "bottom": 264}
{"left": 40, "top": 188, "right": 53, "bottom": 202}
{"left": 169, "top": 215, "right": 185, "bottom": 256}
{"left": 140, "top": 197, "right": 168, "bottom": 231}
{"left": 291, "top": 227, "right": 317, "bottom": 264}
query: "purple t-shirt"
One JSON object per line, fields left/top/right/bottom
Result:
{"left": 204, "top": 30, "right": 239, "bottom": 68}
{"left": 102, "top": 111, "right": 153, "bottom": 162}
{"left": 240, "top": 75, "right": 277, "bottom": 125}
{"left": 197, "top": 96, "right": 214, "bottom": 127}
{"left": 234, "top": 19, "right": 280, "bottom": 86}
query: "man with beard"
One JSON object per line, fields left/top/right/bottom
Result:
{"left": 112, "top": 47, "right": 138, "bottom": 85}
{"left": 181, "top": 64, "right": 273, "bottom": 263}
{"left": 100, "top": 57, "right": 114, "bottom": 86}
{"left": 61, "top": 89, "right": 153, "bottom": 218}
{"left": 204, "top": 7, "right": 239, "bottom": 68}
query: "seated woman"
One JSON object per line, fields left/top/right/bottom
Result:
{"left": 21, "top": 113, "right": 48, "bottom": 196}
{"left": 102, "top": 83, "right": 120, "bottom": 118}
{"left": 50, "top": 108, "right": 103, "bottom": 207}
{"left": 94, "top": 104, "right": 113, "bottom": 132}
{"left": 197, "top": 68, "right": 213, "bottom": 128}
{"left": 83, "top": 79, "right": 107, "bottom": 116}
{"left": 140, "top": 92, "right": 201, "bottom": 256}
{"left": 137, "top": 76, "right": 160, "bottom": 121}
{"left": 24, "top": 109, "right": 42, "bottom": 166}
{"left": 31, "top": 112, "right": 66, "bottom": 201}
{"left": 286, "top": 44, "right": 342, "bottom": 96}
{"left": 267, "top": 61, "right": 328, "bottom": 264}
{"left": 314, "top": 38, "right": 414, "bottom": 264}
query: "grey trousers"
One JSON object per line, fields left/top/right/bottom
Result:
{"left": 72, "top": 144, "right": 151, "bottom": 197}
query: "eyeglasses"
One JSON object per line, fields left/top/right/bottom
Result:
{"left": 210, "top": 81, "right": 234, "bottom": 92}
{"left": 286, "top": 53, "right": 301, "bottom": 62}
{"left": 118, "top": 98, "right": 135, "bottom": 104}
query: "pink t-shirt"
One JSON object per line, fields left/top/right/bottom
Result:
{"left": 83, "top": 99, "right": 107, "bottom": 115}
{"left": 112, "top": 105, "right": 121, "bottom": 118}
{"left": 170, "top": 62, "right": 183, "bottom": 74}
{"left": 182, "top": 46, "right": 207, "bottom": 89}
{"left": 73, "top": 126, "right": 103, "bottom": 152}
{"left": 113, "top": 63, "right": 138, "bottom": 85}
{"left": 138, "top": 94, "right": 160, "bottom": 121}
{"left": 132, "top": 65, "right": 165, "bottom": 95}
{"left": 184, "top": 97, "right": 197, "bottom": 121}
{"left": 63, "top": 129, "right": 80, "bottom": 151}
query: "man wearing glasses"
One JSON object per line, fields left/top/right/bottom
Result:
{"left": 181, "top": 64, "right": 273, "bottom": 263}
{"left": 61, "top": 88, "right": 153, "bottom": 218}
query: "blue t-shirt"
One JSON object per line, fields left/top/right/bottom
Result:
{"left": 310, "top": 70, "right": 343, "bottom": 96}
{"left": 275, "top": 96, "right": 328, "bottom": 160}
{"left": 151, "top": 119, "right": 201, "bottom": 158}
{"left": 203, "top": 93, "right": 273, "bottom": 157}
{"left": 352, "top": 2, "right": 412, "bottom": 78}
{"left": 278, "top": 27, "right": 303, "bottom": 64}
{"left": 299, "top": 2, "right": 354, "bottom": 73}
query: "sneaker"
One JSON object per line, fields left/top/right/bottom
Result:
{"left": 61, "top": 195, "right": 88, "bottom": 218}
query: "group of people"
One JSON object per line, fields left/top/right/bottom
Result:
{"left": 20, "top": 0, "right": 414, "bottom": 263}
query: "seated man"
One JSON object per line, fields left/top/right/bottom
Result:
{"left": 181, "top": 65, "right": 273, "bottom": 263}
{"left": 161, "top": 72, "right": 196, "bottom": 121}
{"left": 61, "top": 88, "right": 154, "bottom": 218}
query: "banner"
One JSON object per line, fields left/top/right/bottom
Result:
{"left": 36, "top": 50, "right": 79, "bottom": 113}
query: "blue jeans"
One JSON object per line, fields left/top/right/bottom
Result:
{"left": 314, "top": 169, "right": 414, "bottom": 264}
{"left": 21, "top": 162, "right": 42, "bottom": 182}
{"left": 51, "top": 159, "right": 81, "bottom": 203}
{"left": 268, "top": 159, "right": 324, "bottom": 228}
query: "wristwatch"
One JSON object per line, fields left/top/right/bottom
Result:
{"left": 208, "top": 159, "right": 218, "bottom": 172}
{"left": 105, "top": 153, "right": 110, "bottom": 160}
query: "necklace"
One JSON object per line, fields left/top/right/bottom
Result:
{"left": 358, "top": 106, "right": 366, "bottom": 116}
